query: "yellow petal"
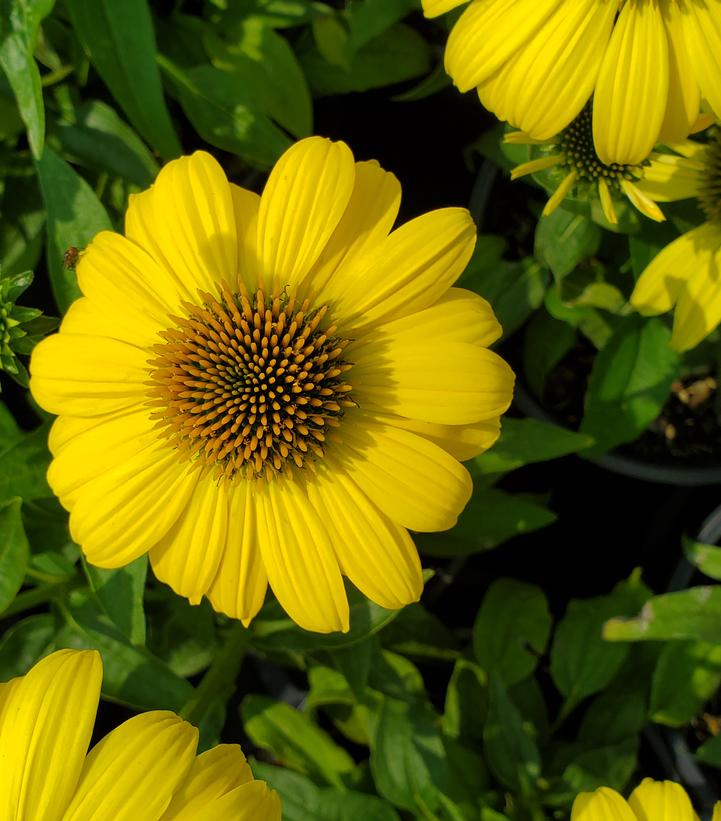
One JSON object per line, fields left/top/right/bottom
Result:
{"left": 713, "top": 801, "right": 721, "bottom": 821}
{"left": 205, "top": 483, "right": 268, "bottom": 626}
{"left": 638, "top": 152, "right": 706, "bottom": 203}
{"left": 658, "top": 1, "right": 701, "bottom": 143}
{"left": 445, "top": 0, "right": 561, "bottom": 93}
{"left": 631, "top": 222, "right": 720, "bottom": 316}
{"left": 30, "top": 334, "right": 149, "bottom": 418}
{"left": 388, "top": 416, "right": 502, "bottom": 461}
{"left": 325, "top": 207, "right": 476, "bottom": 333}
{"left": 0, "top": 650, "right": 102, "bottom": 821}
{"left": 256, "top": 478, "right": 349, "bottom": 633}
{"left": 173, "top": 780, "right": 281, "bottom": 821}
{"left": 681, "top": 0, "right": 721, "bottom": 123}
{"left": 421, "top": 0, "right": 469, "bottom": 18}
{"left": 160, "top": 744, "right": 253, "bottom": 820}
{"left": 307, "top": 463, "right": 423, "bottom": 610}
{"left": 619, "top": 179, "right": 665, "bottom": 223}
{"left": 628, "top": 778, "right": 699, "bottom": 821}
{"left": 256, "top": 136, "right": 355, "bottom": 289}
{"left": 672, "top": 233, "right": 721, "bottom": 352}
{"left": 150, "top": 474, "right": 230, "bottom": 605}
{"left": 571, "top": 787, "right": 637, "bottom": 821}
{"left": 62, "top": 712, "right": 198, "bottom": 821}
{"left": 478, "top": 0, "right": 617, "bottom": 140}
{"left": 125, "top": 151, "right": 237, "bottom": 297}
{"left": 593, "top": 0, "right": 669, "bottom": 164}
{"left": 543, "top": 170, "right": 578, "bottom": 217}
{"left": 340, "top": 420, "right": 473, "bottom": 532}
{"left": 230, "top": 184, "right": 262, "bottom": 293}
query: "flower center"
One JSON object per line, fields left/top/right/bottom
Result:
{"left": 147, "top": 283, "right": 354, "bottom": 481}
{"left": 558, "top": 105, "right": 644, "bottom": 190}
{"left": 699, "top": 132, "right": 721, "bottom": 224}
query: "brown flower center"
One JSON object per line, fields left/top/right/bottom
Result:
{"left": 699, "top": 132, "right": 721, "bottom": 225}
{"left": 147, "top": 283, "right": 354, "bottom": 481}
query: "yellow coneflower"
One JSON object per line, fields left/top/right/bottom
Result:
{"left": 29, "top": 137, "right": 514, "bottom": 633}
{"left": 0, "top": 649, "right": 280, "bottom": 820}
{"left": 631, "top": 132, "right": 721, "bottom": 351}
{"left": 572, "top": 778, "right": 719, "bottom": 820}
{"left": 423, "top": 0, "right": 721, "bottom": 165}
{"left": 508, "top": 104, "right": 665, "bottom": 225}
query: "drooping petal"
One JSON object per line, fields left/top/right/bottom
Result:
{"left": 62, "top": 712, "right": 198, "bottom": 821}
{"left": 230, "top": 184, "right": 262, "bottom": 293}
{"left": 0, "top": 650, "right": 102, "bottom": 821}
{"left": 594, "top": 0, "right": 669, "bottom": 164}
{"left": 672, "top": 234, "right": 721, "bottom": 352}
{"left": 628, "top": 778, "right": 700, "bottom": 821}
{"left": 658, "top": 1, "right": 701, "bottom": 143}
{"left": 256, "top": 137, "right": 355, "bottom": 289}
{"left": 150, "top": 474, "right": 230, "bottom": 605}
{"left": 205, "top": 483, "right": 268, "bottom": 625}
{"left": 125, "top": 151, "right": 237, "bottom": 298}
{"left": 422, "top": 0, "right": 469, "bottom": 18}
{"left": 681, "top": 0, "right": 721, "bottom": 122}
{"left": 571, "top": 787, "right": 637, "bottom": 821}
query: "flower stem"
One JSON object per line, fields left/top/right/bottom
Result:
{"left": 1, "top": 576, "right": 82, "bottom": 619}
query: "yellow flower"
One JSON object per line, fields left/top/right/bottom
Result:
{"left": 29, "top": 137, "right": 514, "bottom": 633}
{"left": 631, "top": 133, "right": 721, "bottom": 351}
{"left": 423, "top": 0, "right": 721, "bottom": 165}
{"left": 571, "top": 779, "right": 718, "bottom": 820}
{"left": 508, "top": 105, "right": 665, "bottom": 225}
{"left": 0, "top": 649, "right": 280, "bottom": 821}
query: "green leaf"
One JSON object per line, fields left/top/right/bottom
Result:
{"left": 579, "top": 689, "right": 647, "bottom": 747}
{"left": 66, "top": 0, "right": 180, "bottom": 159}
{"left": 419, "top": 488, "right": 556, "bottom": 556}
{"left": 369, "top": 695, "right": 446, "bottom": 812}
{"left": 0, "top": 161, "right": 45, "bottom": 278}
{"left": 242, "top": 695, "right": 355, "bottom": 788}
{"left": 54, "top": 100, "right": 158, "bottom": 187}
{"left": 696, "top": 733, "right": 721, "bottom": 769}
{"left": 473, "top": 578, "right": 551, "bottom": 685}
{"left": 254, "top": 763, "right": 401, "bottom": 821}
{"left": 35, "top": 146, "right": 112, "bottom": 312}
{"left": 0, "top": 497, "right": 28, "bottom": 612}
{"left": 329, "top": 636, "right": 373, "bottom": 699}
{"left": 379, "top": 602, "right": 460, "bottom": 662}
{"left": 344, "top": 0, "right": 418, "bottom": 51}
{"left": 522, "top": 308, "right": 576, "bottom": 399}
{"left": 604, "top": 586, "right": 721, "bottom": 644}
{"left": 683, "top": 535, "right": 721, "bottom": 581}
{"left": 581, "top": 316, "right": 680, "bottom": 454}
{"left": 535, "top": 207, "right": 601, "bottom": 281}
{"left": 443, "top": 659, "right": 487, "bottom": 742}
{"left": 472, "top": 418, "right": 593, "bottom": 475}
{"left": 0, "top": 423, "right": 52, "bottom": 503}
{"left": 0, "top": 614, "right": 55, "bottom": 680}
{"left": 650, "top": 640, "right": 721, "bottom": 726}
{"left": 483, "top": 673, "right": 540, "bottom": 793}
{"left": 0, "top": 400, "right": 22, "bottom": 449}
{"left": 560, "top": 739, "right": 638, "bottom": 795}
{"left": 0, "top": 0, "right": 54, "bottom": 157}
{"left": 84, "top": 555, "right": 147, "bottom": 645}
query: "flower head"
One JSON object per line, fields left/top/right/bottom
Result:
{"left": 29, "top": 137, "right": 514, "bottom": 633}
{"left": 571, "top": 778, "right": 716, "bottom": 820}
{"left": 423, "top": 0, "right": 720, "bottom": 165}
{"left": 0, "top": 649, "right": 280, "bottom": 821}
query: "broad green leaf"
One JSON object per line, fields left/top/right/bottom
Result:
{"left": 66, "top": 0, "right": 180, "bottom": 159}
{"left": 0, "top": 162, "right": 45, "bottom": 278}
{"left": 346, "top": 0, "right": 417, "bottom": 51}
{"left": 242, "top": 695, "right": 355, "bottom": 788}
{"left": 581, "top": 316, "right": 680, "bottom": 455}
{"left": 472, "top": 418, "right": 593, "bottom": 475}
{"left": 696, "top": 733, "right": 721, "bottom": 769}
{"left": 604, "top": 586, "right": 721, "bottom": 644}
{"left": 146, "top": 593, "right": 218, "bottom": 679}
{"left": 54, "top": 100, "right": 158, "bottom": 187}
{"left": 0, "top": 423, "right": 52, "bottom": 503}
{"left": 84, "top": 555, "right": 147, "bottom": 645}
{"left": 522, "top": 308, "right": 576, "bottom": 399}
{"left": 369, "top": 695, "right": 446, "bottom": 812}
{"left": 544, "top": 283, "right": 615, "bottom": 349}
{"left": 311, "top": 14, "right": 350, "bottom": 70}
{"left": 443, "top": 659, "right": 487, "bottom": 742}
{"left": 684, "top": 535, "right": 721, "bottom": 581}
{"left": 35, "top": 146, "right": 112, "bottom": 312}
{"left": 650, "top": 640, "right": 721, "bottom": 726}
{"left": 483, "top": 673, "right": 540, "bottom": 793}
{"left": 473, "top": 578, "right": 551, "bottom": 685}
{"left": 329, "top": 635, "right": 373, "bottom": 699}
{"left": 0, "top": 614, "right": 55, "bottom": 680}
{"left": 419, "top": 488, "right": 556, "bottom": 556}
{"left": 0, "top": 400, "right": 21, "bottom": 449}
{"left": 535, "top": 207, "right": 601, "bottom": 280}
{"left": 0, "top": 497, "right": 28, "bottom": 612}
{"left": 579, "top": 690, "right": 647, "bottom": 747}
{"left": 379, "top": 602, "right": 460, "bottom": 662}
{"left": 368, "top": 650, "right": 426, "bottom": 703}
{"left": 254, "top": 763, "right": 401, "bottom": 821}
{"left": 560, "top": 739, "right": 638, "bottom": 795}
{"left": 0, "top": 0, "right": 54, "bottom": 157}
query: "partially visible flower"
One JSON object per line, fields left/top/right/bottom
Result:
{"left": 572, "top": 778, "right": 714, "bottom": 820}
{"left": 0, "top": 268, "right": 56, "bottom": 389}
{"left": 422, "top": 0, "right": 721, "bottom": 165}
{"left": 508, "top": 105, "right": 664, "bottom": 225}
{"left": 631, "top": 132, "right": 721, "bottom": 351}
{"left": 0, "top": 649, "right": 280, "bottom": 821}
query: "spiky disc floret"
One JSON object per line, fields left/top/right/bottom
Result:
{"left": 699, "top": 132, "right": 721, "bottom": 225}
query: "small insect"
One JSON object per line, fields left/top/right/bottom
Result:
{"left": 63, "top": 246, "right": 80, "bottom": 271}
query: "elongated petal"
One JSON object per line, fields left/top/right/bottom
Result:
{"left": 571, "top": 787, "right": 636, "bottom": 821}
{"left": 230, "top": 184, "right": 262, "bottom": 293}
{"left": 62, "top": 712, "right": 198, "bottom": 821}
{"left": 681, "top": 0, "right": 721, "bottom": 122}
{"left": 628, "top": 778, "right": 699, "bottom": 821}
{"left": 340, "top": 420, "right": 473, "bottom": 532}
{"left": 0, "top": 650, "right": 102, "bottom": 821}
{"left": 150, "top": 474, "right": 230, "bottom": 605}
{"left": 422, "top": 0, "right": 469, "bottom": 18}
{"left": 594, "top": 0, "right": 669, "bottom": 164}
{"left": 672, "top": 235, "right": 721, "bottom": 352}
{"left": 125, "top": 152, "right": 237, "bottom": 298}
{"left": 205, "top": 483, "right": 268, "bottom": 625}
{"left": 256, "top": 137, "right": 355, "bottom": 288}
{"left": 638, "top": 153, "right": 706, "bottom": 202}
{"left": 178, "top": 781, "right": 281, "bottom": 821}
{"left": 388, "top": 416, "right": 502, "bottom": 461}
{"left": 659, "top": 1, "right": 701, "bottom": 143}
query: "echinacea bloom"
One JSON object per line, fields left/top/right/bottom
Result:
{"left": 508, "top": 105, "right": 665, "bottom": 225}
{"left": 422, "top": 0, "right": 721, "bottom": 165}
{"left": 30, "top": 136, "right": 514, "bottom": 633}
{"left": 0, "top": 649, "right": 280, "bottom": 820}
{"left": 572, "top": 778, "right": 720, "bottom": 820}
{"left": 631, "top": 132, "right": 721, "bottom": 351}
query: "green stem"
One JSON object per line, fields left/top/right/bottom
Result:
{"left": 1, "top": 576, "right": 82, "bottom": 619}
{"left": 180, "top": 620, "right": 250, "bottom": 727}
